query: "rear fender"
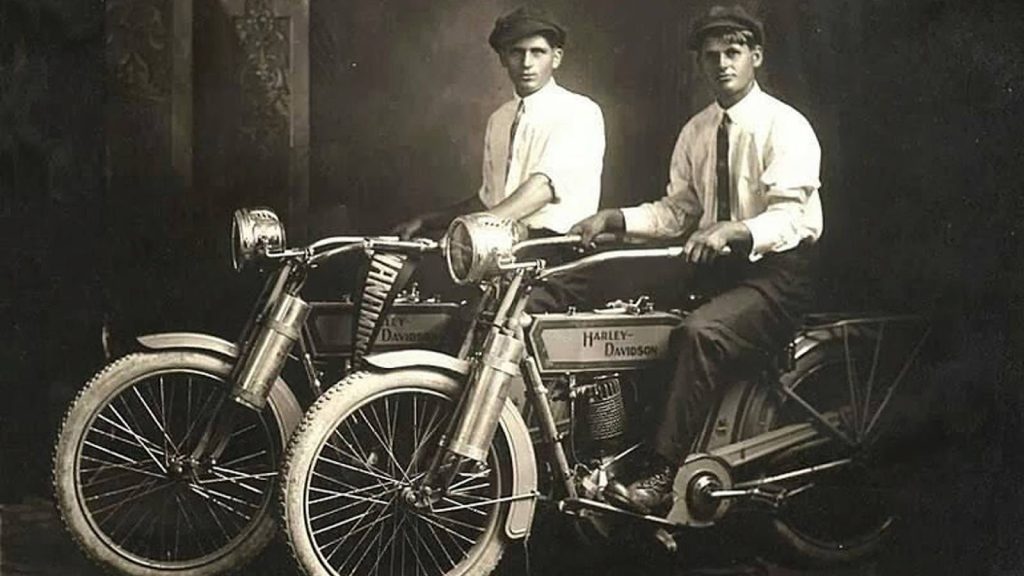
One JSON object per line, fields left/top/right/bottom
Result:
{"left": 363, "top": 349, "right": 538, "bottom": 540}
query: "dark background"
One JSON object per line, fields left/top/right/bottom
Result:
{"left": 1, "top": 0, "right": 1021, "bottom": 573}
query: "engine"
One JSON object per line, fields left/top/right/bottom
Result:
{"left": 524, "top": 301, "right": 682, "bottom": 481}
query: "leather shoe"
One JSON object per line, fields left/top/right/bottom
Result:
{"left": 604, "top": 462, "right": 675, "bottom": 516}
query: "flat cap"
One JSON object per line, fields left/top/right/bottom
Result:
{"left": 688, "top": 4, "right": 764, "bottom": 50}
{"left": 488, "top": 6, "right": 567, "bottom": 52}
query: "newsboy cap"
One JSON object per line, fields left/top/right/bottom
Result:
{"left": 488, "top": 6, "right": 567, "bottom": 52}
{"left": 688, "top": 5, "right": 764, "bottom": 50}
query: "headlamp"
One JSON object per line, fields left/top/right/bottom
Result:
{"left": 443, "top": 213, "right": 526, "bottom": 284}
{"left": 231, "top": 207, "right": 286, "bottom": 272}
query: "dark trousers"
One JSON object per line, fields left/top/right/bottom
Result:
{"left": 652, "top": 243, "right": 817, "bottom": 463}
{"left": 524, "top": 227, "right": 589, "bottom": 314}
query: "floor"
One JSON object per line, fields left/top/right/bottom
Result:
{"left": 0, "top": 471, "right": 1009, "bottom": 576}
{"left": 0, "top": 495, "right": 871, "bottom": 576}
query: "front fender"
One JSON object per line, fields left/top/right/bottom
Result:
{"left": 137, "top": 332, "right": 238, "bottom": 358}
{"left": 362, "top": 350, "right": 537, "bottom": 540}
{"left": 363, "top": 349, "right": 471, "bottom": 376}
{"left": 135, "top": 331, "right": 302, "bottom": 422}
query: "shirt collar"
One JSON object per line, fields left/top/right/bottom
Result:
{"left": 516, "top": 78, "right": 559, "bottom": 110}
{"left": 716, "top": 82, "right": 764, "bottom": 126}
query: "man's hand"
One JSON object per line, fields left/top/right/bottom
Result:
{"left": 391, "top": 216, "right": 425, "bottom": 240}
{"left": 569, "top": 209, "right": 625, "bottom": 244}
{"left": 683, "top": 221, "right": 750, "bottom": 263}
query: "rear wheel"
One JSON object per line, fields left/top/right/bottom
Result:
{"left": 53, "top": 351, "right": 301, "bottom": 575}
{"left": 736, "top": 343, "right": 896, "bottom": 566}
{"left": 281, "top": 369, "right": 513, "bottom": 576}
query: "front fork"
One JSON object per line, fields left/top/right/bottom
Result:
{"left": 192, "top": 265, "right": 310, "bottom": 463}
{"left": 416, "top": 327, "right": 525, "bottom": 500}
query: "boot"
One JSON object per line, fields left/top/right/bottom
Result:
{"left": 604, "top": 461, "right": 675, "bottom": 516}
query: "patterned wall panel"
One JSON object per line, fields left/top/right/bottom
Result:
{"left": 106, "top": 0, "right": 193, "bottom": 199}
{"left": 196, "top": 0, "right": 309, "bottom": 239}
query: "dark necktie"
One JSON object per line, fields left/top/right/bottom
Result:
{"left": 716, "top": 112, "right": 732, "bottom": 222}
{"left": 505, "top": 99, "right": 525, "bottom": 186}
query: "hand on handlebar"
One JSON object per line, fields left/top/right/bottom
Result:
{"left": 682, "top": 222, "right": 749, "bottom": 264}
{"left": 569, "top": 209, "right": 626, "bottom": 246}
{"left": 390, "top": 217, "right": 425, "bottom": 240}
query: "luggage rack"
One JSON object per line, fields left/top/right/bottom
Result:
{"left": 785, "top": 312, "right": 932, "bottom": 446}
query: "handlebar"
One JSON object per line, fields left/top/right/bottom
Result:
{"left": 508, "top": 231, "right": 734, "bottom": 280}
{"left": 265, "top": 236, "right": 440, "bottom": 266}
{"left": 511, "top": 232, "right": 622, "bottom": 254}
{"left": 536, "top": 246, "right": 685, "bottom": 281}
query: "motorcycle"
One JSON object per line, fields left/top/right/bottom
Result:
{"left": 278, "top": 212, "right": 930, "bottom": 576}
{"left": 52, "top": 207, "right": 464, "bottom": 576}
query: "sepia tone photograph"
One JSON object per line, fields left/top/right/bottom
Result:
{"left": 1, "top": 1, "right": 1020, "bottom": 575}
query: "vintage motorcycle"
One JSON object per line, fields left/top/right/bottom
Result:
{"left": 279, "top": 213, "right": 930, "bottom": 576}
{"left": 52, "top": 207, "right": 464, "bottom": 576}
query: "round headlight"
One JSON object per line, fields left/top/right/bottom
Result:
{"left": 231, "top": 207, "right": 286, "bottom": 271}
{"left": 443, "top": 213, "right": 526, "bottom": 284}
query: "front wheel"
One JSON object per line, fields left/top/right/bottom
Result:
{"left": 53, "top": 351, "right": 301, "bottom": 576}
{"left": 281, "top": 369, "right": 513, "bottom": 576}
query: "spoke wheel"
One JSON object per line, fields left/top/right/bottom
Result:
{"left": 736, "top": 343, "right": 896, "bottom": 566}
{"left": 282, "top": 369, "right": 511, "bottom": 576}
{"left": 53, "top": 351, "right": 301, "bottom": 575}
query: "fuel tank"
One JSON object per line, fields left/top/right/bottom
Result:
{"left": 302, "top": 300, "right": 460, "bottom": 360}
{"left": 526, "top": 308, "right": 683, "bottom": 375}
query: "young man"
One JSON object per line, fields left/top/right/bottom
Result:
{"left": 571, "top": 5, "right": 823, "bottom": 515}
{"left": 393, "top": 6, "right": 606, "bottom": 310}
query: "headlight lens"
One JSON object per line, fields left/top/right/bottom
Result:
{"left": 231, "top": 207, "right": 286, "bottom": 271}
{"left": 443, "top": 213, "right": 525, "bottom": 284}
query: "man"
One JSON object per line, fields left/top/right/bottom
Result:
{"left": 571, "top": 5, "right": 822, "bottom": 515}
{"left": 393, "top": 6, "right": 606, "bottom": 310}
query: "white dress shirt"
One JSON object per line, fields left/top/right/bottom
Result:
{"left": 621, "top": 83, "right": 823, "bottom": 260}
{"left": 478, "top": 79, "right": 605, "bottom": 233}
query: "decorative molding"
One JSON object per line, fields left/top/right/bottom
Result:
{"left": 107, "top": 0, "right": 171, "bottom": 103}
{"left": 233, "top": 0, "right": 291, "bottom": 159}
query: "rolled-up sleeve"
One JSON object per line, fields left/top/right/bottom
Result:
{"left": 532, "top": 101, "right": 605, "bottom": 206}
{"left": 622, "top": 126, "right": 703, "bottom": 238}
{"left": 742, "top": 112, "right": 822, "bottom": 258}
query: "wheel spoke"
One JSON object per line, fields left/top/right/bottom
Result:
{"left": 315, "top": 451, "right": 403, "bottom": 485}
{"left": 200, "top": 469, "right": 273, "bottom": 496}
{"left": 94, "top": 413, "right": 166, "bottom": 454}
{"left": 175, "top": 377, "right": 221, "bottom": 453}
{"left": 413, "top": 509, "right": 482, "bottom": 543}
{"left": 188, "top": 483, "right": 259, "bottom": 521}
{"left": 309, "top": 473, "right": 396, "bottom": 501}
{"left": 187, "top": 485, "right": 237, "bottom": 544}
{"left": 173, "top": 491, "right": 210, "bottom": 556}
{"left": 360, "top": 403, "right": 412, "bottom": 484}
{"left": 80, "top": 454, "right": 165, "bottom": 482}
{"left": 405, "top": 517, "right": 447, "bottom": 576}
{"left": 107, "top": 401, "right": 168, "bottom": 473}
{"left": 217, "top": 448, "right": 270, "bottom": 469}
{"left": 91, "top": 478, "right": 167, "bottom": 523}
{"left": 413, "top": 511, "right": 465, "bottom": 568}
{"left": 322, "top": 499, "right": 394, "bottom": 564}
{"left": 404, "top": 401, "right": 446, "bottom": 477}
{"left": 438, "top": 495, "right": 487, "bottom": 517}
{"left": 82, "top": 440, "right": 163, "bottom": 475}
